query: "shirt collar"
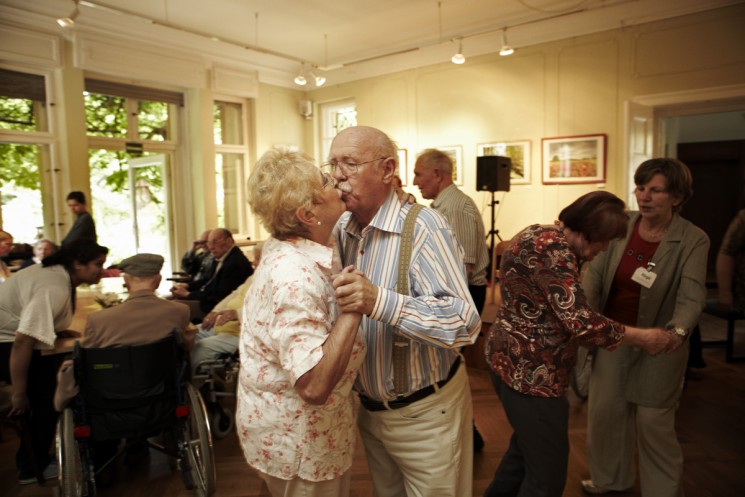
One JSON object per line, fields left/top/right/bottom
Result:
{"left": 431, "top": 184, "right": 458, "bottom": 210}
{"left": 344, "top": 189, "right": 407, "bottom": 238}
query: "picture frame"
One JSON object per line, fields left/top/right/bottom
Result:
{"left": 476, "top": 140, "right": 531, "bottom": 185}
{"left": 541, "top": 134, "right": 607, "bottom": 184}
{"left": 438, "top": 146, "right": 463, "bottom": 186}
{"left": 396, "top": 148, "right": 408, "bottom": 185}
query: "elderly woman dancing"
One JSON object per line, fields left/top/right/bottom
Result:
{"left": 237, "top": 148, "right": 366, "bottom": 497}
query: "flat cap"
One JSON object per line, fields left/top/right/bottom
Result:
{"left": 119, "top": 253, "right": 164, "bottom": 276}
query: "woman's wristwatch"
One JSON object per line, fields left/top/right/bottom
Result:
{"left": 667, "top": 325, "right": 688, "bottom": 339}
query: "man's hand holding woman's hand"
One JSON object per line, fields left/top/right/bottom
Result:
{"left": 333, "top": 265, "right": 377, "bottom": 316}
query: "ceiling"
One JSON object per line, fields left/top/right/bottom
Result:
{"left": 1, "top": 0, "right": 741, "bottom": 88}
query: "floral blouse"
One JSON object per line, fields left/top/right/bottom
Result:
{"left": 236, "top": 236, "right": 366, "bottom": 482}
{"left": 486, "top": 225, "right": 624, "bottom": 397}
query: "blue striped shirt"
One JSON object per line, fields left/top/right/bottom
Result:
{"left": 335, "top": 190, "right": 481, "bottom": 401}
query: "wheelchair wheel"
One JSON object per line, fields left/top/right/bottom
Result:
{"left": 209, "top": 406, "right": 234, "bottom": 440}
{"left": 57, "top": 408, "right": 94, "bottom": 497}
{"left": 180, "top": 382, "right": 216, "bottom": 496}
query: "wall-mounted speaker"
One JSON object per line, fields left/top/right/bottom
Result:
{"left": 476, "top": 156, "right": 512, "bottom": 192}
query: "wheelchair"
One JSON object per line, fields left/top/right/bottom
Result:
{"left": 56, "top": 333, "right": 216, "bottom": 497}
{"left": 191, "top": 351, "right": 239, "bottom": 440}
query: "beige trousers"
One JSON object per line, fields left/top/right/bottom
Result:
{"left": 357, "top": 362, "right": 474, "bottom": 497}
{"left": 258, "top": 467, "right": 351, "bottom": 497}
{"left": 587, "top": 347, "right": 684, "bottom": 497}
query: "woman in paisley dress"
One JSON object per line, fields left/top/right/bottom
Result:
{"left": 238, "top": 148, "right": 366, "bottom": 497}
{"left": 483, "top": 191, "right": 676, "bottom": 497}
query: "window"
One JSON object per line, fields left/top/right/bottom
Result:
{"left": 320, "top": 100, "right": 357, "bottom": 159}
{"left": 213, "top": 99, "right": 249, "bottom": 233}
{"left": 84, "top": 79, "right": 182, "bottom": 266}
{"left": 0, "top": 69, "right": 53, "bottom": 243}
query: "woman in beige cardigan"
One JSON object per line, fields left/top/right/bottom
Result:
{"left": 581, "top": 158, "right": 709, "bottom": 497}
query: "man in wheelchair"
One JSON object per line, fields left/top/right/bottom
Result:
{"left": 54, "top": 253, "right": 198, "bottom": 488}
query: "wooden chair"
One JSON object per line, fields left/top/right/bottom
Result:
{"left": 699, "top": 302, "right": 745, "bottom": 362}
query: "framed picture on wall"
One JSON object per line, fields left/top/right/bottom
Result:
{"left": 541, "top": 134, "right": 607, "bottom": 184}
{"left": 477, "top": 140, "right": 531, "bottom": 185}
{"left": 397, "top": 148, "right": 408, "bottom": 185}
{"left": 438, "top": 146, "right": 463, "bottom": 186}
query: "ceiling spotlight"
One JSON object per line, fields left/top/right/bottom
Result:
{"left": 451, "top": 39, "right": 465, "bottom": 65}
{"left": 294, "top": 66, "right": 307, "bottom": 86}
{"left": 57, "top": 0, "right": 80, "bottom": 28}
{"left": 499, "top": 29, "right": 514, "bottom": 57}
{"left": 310, "top": 70, "right": 326, "bottom": 87}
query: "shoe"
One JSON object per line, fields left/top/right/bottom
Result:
{"left": 581, "top": 480, "right": 611, "bottom": 494}
{"left": 19, "top": 461, "right": 58, "bottom": 485}
{"left": 473, "top": 424, "right": 485, "bottom": 453}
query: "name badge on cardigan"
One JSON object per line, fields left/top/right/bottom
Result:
{"left": 631, "top": 267, "right": 657, "bottom": 288}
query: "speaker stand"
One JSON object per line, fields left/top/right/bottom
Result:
{"left": 487, "top": 191, "right": 502, "bottom": 256}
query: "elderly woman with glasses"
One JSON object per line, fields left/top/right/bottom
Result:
{"left": 581, "top": 158, "right": 709, "bottom": 497}
{"left": 237, "top": 148, "right": 366, "bottom": 497}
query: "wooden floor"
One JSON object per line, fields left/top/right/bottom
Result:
{"left": 2, "top": 313, "right": 744, "bottom": 497}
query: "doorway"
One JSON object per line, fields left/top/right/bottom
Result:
{"left": 678, "top": 140, "right": 745, "bottom": 281}
{"left": 89, "top": 150, "right": 172, "bottom": 271}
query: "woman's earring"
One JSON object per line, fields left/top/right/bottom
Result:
{"left": 316, "top": 221, "right": 322, "bottom": 226}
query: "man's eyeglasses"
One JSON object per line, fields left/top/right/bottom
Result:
{"left": 322, "top": 157, "right": 388, "bottom": 177}
{"left": 320, "top": 171, "right": 334, "bottom": 190}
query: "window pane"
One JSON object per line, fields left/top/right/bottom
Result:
{"left": 85, "top": 92, "right": 127, "bottom": 138}
{"left": 336, "top": 106, "right": 357, "bottom": 133}
{"left": 215, "top": 152, "right": 243, "bottom": 233}
{"left": 0, "top": 143, "right": 45, "bottom": 242}
{"left": 138, "top": 100, "right": 169, "bottom": 141}
{"left": 213, "top": 101, "right": 243, "bottom": 145}
{"left": 0, "top": 97, "right": 47, "bottom": 132}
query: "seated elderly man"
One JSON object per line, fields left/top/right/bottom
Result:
{"left": 178, "top": 229, "right": 215, "bottom": 289}
{"left": 191, "top": 245, "right": 261, "bottom": 373}
{"left": 54, "top": 253, "right": 192, "bottom": 485}
{"left": 20, "top": 239, "right": 58, "bottom": 270}
{"left": 55, "top": 253, "right": 192, "bottom": 405}
{"left": 171, "top": 228, "right": 253, "bottom": 322}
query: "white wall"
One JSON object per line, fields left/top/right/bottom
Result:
{"left": 307, "top": 4, "right": 745, "bottom": 240}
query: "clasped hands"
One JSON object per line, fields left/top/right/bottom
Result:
{"left": 333, "top": 265, "right": 377, "bottom": 316}
{"left": 642, "top": 327, "right": 684, "bottom": 356}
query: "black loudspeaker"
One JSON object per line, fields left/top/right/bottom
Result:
{"left": 476, "top": 156, "right": 512, "bottom": 192}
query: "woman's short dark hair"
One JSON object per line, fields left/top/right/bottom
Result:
{"left": 634, "top": 158, "right": 693, "bottom": 212}
{"left": 43, "top": 238, "right": 108, "bottom": 269}
{"left": 559, "top": 191, "right": 628, "bottom": 243}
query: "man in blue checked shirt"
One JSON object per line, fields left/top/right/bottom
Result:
{"left": 330, "top": 126, "right": 482, "bottom": 497}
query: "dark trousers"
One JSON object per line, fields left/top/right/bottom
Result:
{"left": 469, "top": 284, "right": 487, "bottom": 315}
{"left": 0, "top": 342, "right": 61, "bottom": 476}
{"left": 484, "top": 372, "right": 569, "bottom": 497}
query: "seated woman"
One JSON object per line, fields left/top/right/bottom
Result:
{"left": 237, "top": 148, "right": 366, "bottom": 497}
{"left": 0, "top": 230, "right": 13, "bottom": 282}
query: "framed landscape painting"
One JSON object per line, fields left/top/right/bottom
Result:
{"left": 438, "top": 146, "right": 463, "bottom": 186}
{"left": 477, "top": 140, "right": 531, "bottom": 185}
{"left": 542, "top": 134, "right": 607, "bottom": 184}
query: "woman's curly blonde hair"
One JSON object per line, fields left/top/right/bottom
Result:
{"left": 247, "top": 148, "right": 322, "bottom": 239}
